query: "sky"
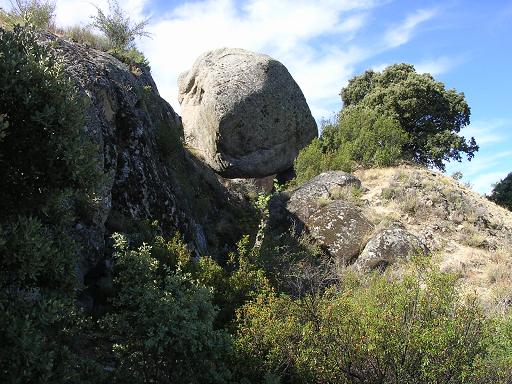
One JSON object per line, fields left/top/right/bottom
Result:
{"left": 2, "top": 0, "right": 510, "bottom": 194}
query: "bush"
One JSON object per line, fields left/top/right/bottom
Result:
{"left": 341, "top": 63, "right": 477, "bottom": 171}
{"left": 103, "top": 233, "right": 233, "bottom": 383}
{"left": 8, "top": 0, "right": 56, "bottom": 29}
{"left": 62, "top": 25, "right": 110, "bottom": 51}
{"left": 0, "top": 25, "right": 99, "bottom": 217}
{"left": 294, "top": 107, "right": 408, "bottom": 184}
{"left": 0, "top": 25, "right": 102, "bottom": 383}
{"left": 90, "top": 0, "right": 150, "bottom": 50}
{"left": 235, "top": 261, "right": 500, "bottom": 383}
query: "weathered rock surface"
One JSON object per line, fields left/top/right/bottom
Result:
{"left": 274, "top": 171, "right": 372, "bottom": 263}
{"left": 178, "top": 48, "right": 317, "bottom": 178}
{"left": 287, "top": 171, "right": 362, "bottom": 222}
{"left": 307, "top": 200, "right": 373, "bottom": 263}
{"left": 354, "top": 224, "right": 429, "bottom": 271}
{"left": 41, "top": 34, "right": 256, "bottom": 310}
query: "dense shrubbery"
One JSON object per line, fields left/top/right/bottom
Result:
{"left": 341, "top": 63, "right": 477, "bottom": 171}
{"left": 103, "top": 233, "right": 234, "bottom": 383}
{"left": 4, "top": 0, "right": 56, "bottom": 29}
{"left": 235, "top": 261, "right": 512, "bottom": 384}
{"left": 294, "top": 107, "right": 408, "bottom": 185}
{"left": 90, "top": 0, "right": 150, "bottom": 51}
{"left": 0, "top": 25, "right": 101, "bottom": 382}
{"left": 0, "top": 25, "right": 99, "bottom": 217}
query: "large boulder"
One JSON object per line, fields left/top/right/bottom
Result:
{"left": 178, "top": 48, "right": 317, "bottom": 178}
{"left": 354, "top": 224, "right": 429, "bottom": 271}
{"left": 283, "top": 171, "right": 372, "bottom": 263}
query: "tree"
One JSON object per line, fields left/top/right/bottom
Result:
{"left": 90, "top": 0, "right": 150, "bottom": 50}
{"left": 488, "top": 172, "right": 512, "bottom": 211}
{"left": 340, "top": 63, "right": 478, "bottom": 171}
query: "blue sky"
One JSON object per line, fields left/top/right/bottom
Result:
{"left": 2, "top": 0, "right": 510, "bottom": 194}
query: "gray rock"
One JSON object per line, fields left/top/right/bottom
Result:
{"left": 287, "top": 171, "right": 362, "bottom": 221}
{"left": 306, "top": 200, "right": 373, "bottom": 264}
{"left": 354, "top": 224, "right": 429, "bottom": 271}
{"left": 178, "top": 48, "right": 317, "bottom": 178}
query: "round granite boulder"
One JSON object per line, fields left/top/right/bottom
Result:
{"left": 178, "top": 48, "right": 317, "bottom": 178}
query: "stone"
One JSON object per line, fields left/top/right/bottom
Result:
{"left": 306, "top": 200, "right": 373, "bottom": 264}
{"left": 354, "top": 224, "right": 429, "bottom": 271}
{"left": 178, "top": 48, "right": 317, "bottom": 178}
{"left": 287, "top": 171, "right": 362, "bottom": 221}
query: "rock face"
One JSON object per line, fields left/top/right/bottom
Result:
{"left": 354, "top": 224, "right": 429, "bottom": 271}
{"left": 178, "top": 48, "right": 317, "bottom": 178}
{"left": 306, "top": 200, "right": 373, "bottom": 264}
{"left": 41, "top": 34, "right": 256, "bottom": 311}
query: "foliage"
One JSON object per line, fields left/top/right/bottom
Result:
{"left": 7, "top": 0, "right": 55, "bottom": 29}
{"left": 235, "top": 260, "right": 503, "bottom": 384}
{"left": 103, "top": 233, "right": 233, "bottom": 383}
{"left": 488, "top": 172, "right": 512, "bottom": 211}
{"left": 0, "top": 25, "right": 100, "bottom": 217}
{"left": 90, "top": 0, "right": 150, "bottom": 50}
{"left": 340, "top": 63, "right": 477, "bottom": 171}
{"left": 294, "top": 107, "right": 408, "bottom": 185}
{"left": 0, "top": 25, "right": 103, "bottom": 383}
{"left": 62, "top": 25, "right": 110, "bottom": 51}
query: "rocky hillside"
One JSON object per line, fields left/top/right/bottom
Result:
{"left": 38, "top": 31, "right": 512, "bottom": 314}
{"left": 355, "top": 166, "right": 512, "bottom": 310}
{"left": 3, "top": 21, "right": 512, "bottom": 383}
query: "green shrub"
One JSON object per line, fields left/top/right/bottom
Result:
{"left": 294, "top": 107, "right": 407, "bottom": 184}
{"left": 62, "top": 25, "right": 110, "bottom": 51}
{"left": 341, "top": 63, "right": 477, "bottom": 171}
{"left": 488, "top": 172, "right": 512, "bottom": 211}
{"left": 7, "top": 0, "right": 56, "bottom": 29}
{"left": 0, "top": 25, "right": 102, "bottom": 383}
{"left": 90, "top": 0, "right": 150, "bottom": 50}
{"left": 235, "top": 261, "right": 495, "bottom": 383}
{"left": 0, "top": 25, "right": 99, "bottom": 217}
{"left": 103, "top": 233, "right": 233, "bottom": 383}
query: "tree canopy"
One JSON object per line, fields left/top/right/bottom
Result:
{"left": 340, "top": 63, "right": 478, "bottom": 171}
{"left": 488, "top": 172, "right": 512, "bottom": 211}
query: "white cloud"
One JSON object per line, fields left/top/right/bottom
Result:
{"left": 414, "top": 56, "right": 462, "bottom": 76}
{"left": 445, "top": 118, "right": 512, "bottom": 194}
{"left": 383, "top": 8, "right": 436, "bottom": 48}
{"left": 462, "top": 119, "right": 510, "bottom": 146}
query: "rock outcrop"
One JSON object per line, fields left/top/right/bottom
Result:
{"left": 306, "top": 200, "right": 373, "bottom": 264}
{"left": 41, "top": 34, "right": 257, "bottom": 310}
{"left": 354, "top": 224, "right": 429, "bottom": 271}
{"left": 178, "top": 48, "right": 317, "bottom": 178}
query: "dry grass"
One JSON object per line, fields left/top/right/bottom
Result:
{"left": 355, "top": 164, "right": 512, "bottom": 312}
